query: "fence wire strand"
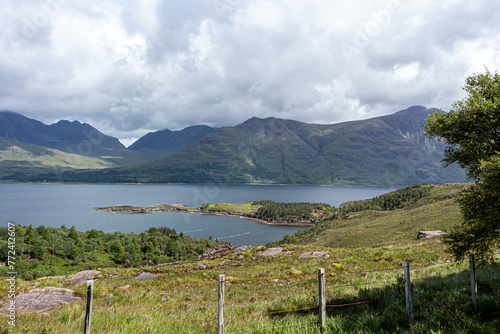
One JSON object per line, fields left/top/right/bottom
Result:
{"left": 93, "top": 298, "right": 216, "bottom": 311}
{"left": 227, "top": 306, "right": 317, "bottom": 320}
{"left": 227, "top": 289, "right": 315, "bottom": 302}
{"left": 8, "top": 279, "right": 218, "bottom": 295}
{"left": 326, "top": 300, "right": 377, "bottom": 308}
{"left": 227, "top": 320, "right": 317, "bottom": 334}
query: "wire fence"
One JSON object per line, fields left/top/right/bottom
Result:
{"left": 0, "top": 254, "right": 485, "bottom": 334}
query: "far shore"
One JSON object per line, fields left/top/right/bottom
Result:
{"left": 0, "top": 181, "right": 404, "bottom": 188}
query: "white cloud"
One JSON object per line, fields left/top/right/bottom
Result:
{"left": 1, "top": 0, "right": 500, "bottom": 144}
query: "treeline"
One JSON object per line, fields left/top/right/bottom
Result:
{"left": 5, "top": 163, "right": 250, "bottom": 184}
{"left": 339, "top": 184, "right": 432, "bottom": 213}
{"left": 0, "top": 224, "right": 224, "bottom": 280}
{"left": 252, "top": 200, "right": 338, "bottom": 223}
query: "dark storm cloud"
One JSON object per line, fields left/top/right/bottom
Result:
{"left": 1, "top": 0, "right": 499, "bottom": 146}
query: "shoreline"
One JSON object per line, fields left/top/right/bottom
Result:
{"left": 94, "top": 204, "right": 315, "bottom": 227}
{"left": 0, "top": 181, "right": 408, "bottom": 188}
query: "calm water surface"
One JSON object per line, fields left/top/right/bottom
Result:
{"left": 0, "top": 184, "right": 397, "bottom": 246}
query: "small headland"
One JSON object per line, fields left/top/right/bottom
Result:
{"left": 94, "top": 201, "right": 338, "bottom": 226}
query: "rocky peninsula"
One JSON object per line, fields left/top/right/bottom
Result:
{"left": 94, "top": 202, "right": 321, "bottom": 227}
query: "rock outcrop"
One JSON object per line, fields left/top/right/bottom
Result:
{"left": 66, "top": 270, "right": 100, "bottom": 284}
{"left": 299, "top": 251, "right": 329, "bottom": 258}
{"left": 0, "top": 287, "right": 81, "bottom": 313}
{"left": 417, "top": 230, "right": 447, "bottom": 239}
{"left": 257, "top": 248, "right": 283, "bottom": 256}
{"left": 198, "top": 244, "right": 236, "bottom": 260}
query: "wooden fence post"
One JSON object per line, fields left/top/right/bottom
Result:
{"left": 469, "top": 254, "right": 477, "bottom": 312}
{"left": 218, "top": 274, "right": 225, "bottom": 334}
{"left": 403, "top": 262, "right": 413, "bottom": 324}
{"left": 83, "top": 280, "right": 94, "bottom": 334}
{"left": 318, "top": 268, "right": 326, "bottom": 332}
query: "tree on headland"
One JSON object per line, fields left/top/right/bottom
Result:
{"left": 425, "top": 69, "right": 500, "bottom": 263}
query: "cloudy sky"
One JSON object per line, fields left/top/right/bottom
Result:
{"left": 1, "top": 0, "right": 499, "bottom": 146}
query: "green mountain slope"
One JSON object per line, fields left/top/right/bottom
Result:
{"left": 128, "top": 125, "right": 215, "bottom": 161}
{"left": 139, "top": 106, "right": 466, "bottom": 185}
{"left": 7, "top": 106, "right": 467, "bottom": 185}
{"left": 0, "top": 111, "right": 124, "bottom": 154}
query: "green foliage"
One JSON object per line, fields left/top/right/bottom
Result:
{"left": 0, "top": 224, "right": 226, "bottom": 280}
{"left": 425, "top": 69, "right": 500, "bottom": 179}
{"left": 25, "top": 224, "right": 37, "bottom": 244}
{"left": 144, "top": 241, "right": 155, "bottom": 254}
{"left": 166, "top": 241, "right": 180, "bottom": 258}
{"left": 86, "top": 229, "right": 100, "bottom": 239}
{"left": 0, "top": 243, "right": 9, "bottom": 262}
{"left": 68, "top": 225, "right": 78, "bottom": 240}
{"left": 66, "top": 244, "right": 81, "bottom": 260}
{"left": 110, "top": 239, "right": 125, "bottom": 264}
{"left": 444, "top": 156, "right": 500, "bottom": 263}
{"left": 425, "top": 69, "right": 500, "bottom": 263}
{"left": 252, "top": 200, "right": 337, "bottom": 223}
{"left": 30, "top": 242, "right": 45, "bottom": 259}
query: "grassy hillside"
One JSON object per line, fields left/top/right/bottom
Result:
{"left": 0, "top": 138, "right": 118, "bottom": 179}
{"left": 270, "top": 183, "right": 469, "bottom": 249}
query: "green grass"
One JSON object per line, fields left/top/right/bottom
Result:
{"left": 200, "top": 202, "right": 261, "bottom": 214}
{"left": 1, "top": 247, "right": 498, "bottom": 333}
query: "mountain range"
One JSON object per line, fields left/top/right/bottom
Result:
{"left": 0, "top": 106, "right": 467, "bottom": 185}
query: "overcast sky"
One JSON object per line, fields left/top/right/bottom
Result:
{"left": 1, "top": 0, "right": 499, "bottom": 146}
